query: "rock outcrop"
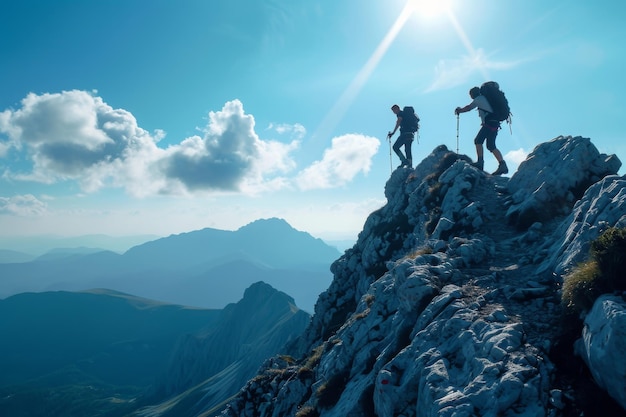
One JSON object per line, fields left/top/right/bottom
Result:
{"left": 575, "top": 294, "right": 626, "bottom": 410}
{"left": 219, "top": 136, "right": 626, "bottom": 417}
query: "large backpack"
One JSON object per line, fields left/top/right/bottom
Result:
{"left": 401, "top": 106, "right": 420, "bottom": 133}
{"left": 479, "top": 81, "right": 511, "bottom": 123}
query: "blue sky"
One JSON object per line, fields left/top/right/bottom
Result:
{"left": 1, "top": 0, "right": 624, "bottom": 243}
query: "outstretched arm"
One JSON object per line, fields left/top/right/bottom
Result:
{"left": 455, "top": 101, "right": 477, "bottom": 115}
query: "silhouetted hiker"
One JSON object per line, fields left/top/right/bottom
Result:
{"left": 455, "top": 87, "right": 508, "bottom": 175}
{"left": 388, "top": 104, "right": 419, "bottom": 168}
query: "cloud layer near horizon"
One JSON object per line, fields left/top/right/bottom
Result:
{"left": 0, "top": 90, "right": 379, "bottom": 200}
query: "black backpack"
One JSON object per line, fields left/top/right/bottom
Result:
{"left": 401, "top": 106, "right": 420, "bottom": 133}
{"left": 479, "top": 81, "right": 511, "bottom": 122}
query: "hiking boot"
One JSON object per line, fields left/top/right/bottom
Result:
{"left": 492, "top": 161, "right": 509, "bottom": 176}
{"left": 404, "top": 159, "right": 412, "bottom": 168}
{"left": 471, "top": 159, "right": 484, "bottom": 171}
{"left": 397, "top": 157, "right": 411, "bottom": 168}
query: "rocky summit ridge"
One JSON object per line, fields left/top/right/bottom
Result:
{"left": 219, "top": 136, "right": 626, "bottom": 417}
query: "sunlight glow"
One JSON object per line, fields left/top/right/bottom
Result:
{"left": 313, "top": 2, "right": 415, "bottom": 141}
{"left": 445, "top": 8, "right": 491, "bottom": 81}
{"left": 315, "top": 0, "right": 477, "bottom": 139}
{"left": 408, "top": 0, "right": 451, "bottom": 19}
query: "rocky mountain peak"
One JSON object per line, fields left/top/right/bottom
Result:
{"left": 219, "top": 135, "right": 626, "bottom": 417}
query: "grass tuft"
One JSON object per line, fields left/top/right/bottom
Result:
{"left": 561, "top": 227, "right": 626, "bottom": 315}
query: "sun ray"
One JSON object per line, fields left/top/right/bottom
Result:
{"left": 313, "top": 2, "right": 415, "bottom": 141}
{"left": 314, "top": 1, "right": 485, "bottom": 141}
{"left": 444, "top": 8, "right": 491, "bottom": 81}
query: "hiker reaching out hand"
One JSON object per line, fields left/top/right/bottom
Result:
{"left": 455, "top": 86, "right": 508, "bottom": 176}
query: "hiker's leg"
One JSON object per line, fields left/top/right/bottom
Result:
{"left": 485, "top": 131, "right": 502, "bottom": 162}
{"left": 475, "top": 143, "right": 484, "bottom": 160}
{"left": 486, "top": 130, "right": 508, "bottom": 175}
{"left": 404, "top": 135, "right": 413, "bottom": 162}
{"left": 473, "top": 127, "right": 488, "bottom": 161}
{"left": 393, "top": 137, "right": 406, "bottom": 163}
{"left": 491, "top": 148, "right": 504, "bottom": 162}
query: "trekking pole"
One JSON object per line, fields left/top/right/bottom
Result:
{"left": 456, "top": 114, "right": 460, "bottom": 155}
{"left": 387, "top": 134, "right": 392, "bottom": 174}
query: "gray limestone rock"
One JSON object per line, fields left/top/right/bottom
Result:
{"left": 217, "top": 137, "right": 626, "bottom": 417}
{"left": 575, "top": 294, "right": 626, "bottom": 410}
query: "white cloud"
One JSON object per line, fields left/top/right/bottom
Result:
{"left": 0, "top": 90, "right": 155, "bottom": 189}
{"left": 0, "top": 194, "right": 48, "bottom": 216}
{"left": 1, "top": 91, "right": 380, "bottom": 197}
{"left": 0, "top": 93, "right": 301, "bottom": 196}
{"left": 296, "top": 133, "right": 380, "bottom": 190}
{"left": 503, "top": 147, "right": 528, "bottom": 175}
{"left": 158, "top": 99, "right": 299, "bottom": 195}
{"left": 505, "top": 147, "right": 528, "bottom": 165}
{"left": 0, "top": 110, "right": 16, "bottom": 157}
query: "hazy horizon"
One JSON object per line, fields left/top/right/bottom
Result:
{"left": 0, "top": 218, "right": 356, "bottom": 256}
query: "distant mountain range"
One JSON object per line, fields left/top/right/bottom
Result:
{"left": 0, "top": 289, "right": 220, "bottom": 388}
{"left": 0, "top": 233, "right": 160, "bottom": 258}
{"left": 0, "top": 227, "right": 354, "bottom": 262}
{"left": 0, "top": 218, "right": 341, "bottom": 311}
{"left": 0, "top": 282, "right": 308, "bottom": 417}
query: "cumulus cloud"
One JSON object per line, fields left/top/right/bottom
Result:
{"left": 0, "top": 92, "right": 300, "bottom": 196}
{"left": 0, "top": 90, "right": 155, "bottom": 189}
{"left": 504, "top": 147, "right": 529, "bottom": 174}
{"left": 158, "top": 100, "right": 296, "bottom": 194}
{"left": 0, "top": 194, "right": 48, "bottom": 216}
{"left": 506, "top": 147, "right": 528, "bottom": 166}
{"left": 296, "top": 133, "right": 380, "bottom": 190}
{"left": 0, "top": 91, "right": 377, "bottom": 197}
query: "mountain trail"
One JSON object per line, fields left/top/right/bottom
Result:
{"left": 460, "top": 172, "right": 563, "bottom": 347}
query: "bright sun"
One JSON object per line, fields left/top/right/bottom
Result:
{"left": 408, "top": 0, "right": 451, "bottom": 19}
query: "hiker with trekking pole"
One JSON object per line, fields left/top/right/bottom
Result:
{"left": 387, "top": 104, "right": 419, "bottom": 170}
{"left": 455, "top": 82, "right": 511, "bottom": 176}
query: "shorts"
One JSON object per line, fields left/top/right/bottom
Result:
{"left": 473, "top": 124, "right": 499, "bottom": 151}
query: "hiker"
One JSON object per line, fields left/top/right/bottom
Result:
{"left": 387, "top": 104, "right": 419, "bottom": 168}
{"left": 455, "top": 86, "right": 508, "bottom": 175}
